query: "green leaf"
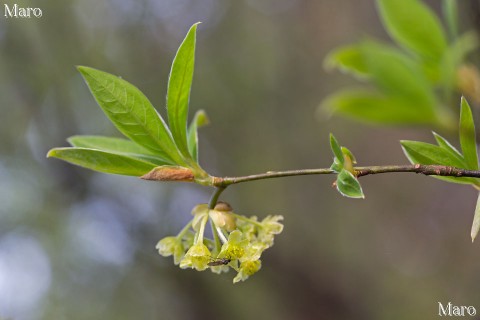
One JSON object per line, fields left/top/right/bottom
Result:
{"left": 376, "top": 0, "right": 447, "bottom": 61}
{"left": 401, "top": 140, "right": 465, "bottom": 167}
{"left": 77, "top": 66, "right": 185, "bottom": 166}
{"left": 459, "top": 97, "right": 478, "bottom": 170}
{"left": 324, "top": 45, "right": 369, "bottom": 78}
{"left": 432, "top": 132, "right": 465, "bottom": 166}
{"left": 167, "top": 23, "right": 200, "bottom": 160}
{"left": 68, "top": 135, "right": 172, "bottom": 166}
{"left": 341, "top": 147, "right": 357, "bottom": 164}
{"left": 401, "top": 140, "right": 477, "bottom": 185}
{"left": 47, "top": 147, "right": 157, "bottom": 176}
{"left": 360, "top": 41, "right": 435, "bottom": 106}
{"left": 336, "top": 169, "right": 364, "bottom": 199}
{"left": 322, "top": 89, "right": 436, "bottom": 125}
{"left": 187, "top": 110, "right": 209, "bottom": 162}
{"left": 68, "top": 135, "right": 156, "bottom": 155}
{"left": 330, "top": 134, "right": 344, "bottom": 169}
{"left": 471, "top": 192, "right": 480, "bottom": 242}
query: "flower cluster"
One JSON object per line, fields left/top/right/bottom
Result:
{"left": 156, "top": 201, "right": 284, "bottom": 283}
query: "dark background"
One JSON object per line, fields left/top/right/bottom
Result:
{"left": 1, "top": 0, "right": 480, "bottom": 319}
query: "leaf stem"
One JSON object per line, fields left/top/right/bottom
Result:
{"left": 212, "top": 164, "right": 480, "bottom": 187}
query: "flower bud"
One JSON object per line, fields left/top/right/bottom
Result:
{"left": 209, "top": 209, "right": 236, "bottom": 231}
{"left": 261, "top": 215, "right": 284, "bottom": 234}
{"left": 156, "top": 236, "right": 180, "bottom": 257}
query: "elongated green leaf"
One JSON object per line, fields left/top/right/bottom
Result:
{"left": 330, "top": 134, "right": 344, "bottom": 166}
{"left": 68, "top": 135, "right": 156, "bottom": 154}
{"left": 401, "top": 140, "right": 466, "bottom": 167}
{"left": 471, "top": 192, "right": 480, "bottom": 242}
{"left": 187, "top": 110, "right": 209, "bottom": 162}
{"left": 68, "top": 135, "right": 172, "bottom": 166}
{"left": 322, "top": 89, "right": 436, "bottom": 125}
{"left": 401, "top": 140, "right": 477, "bottom": 185}
{"left": 376, "top": 0, "right": 447, "bottom": 61}
{"left": 47, "top": 147, "right": 157, "bottom": 176}
{"left": 459, "top": 97, "right": 478, "bottom": 170}
{"left": 77, "top": 66, "right": 185, "bottom": 166}
{"left": 324, "top": 45, "right": 369, "bottom": 78}
{"left": 167, "top": 23, "right": 199, "bottom": 160}
{"left": 336, "top": 169, "right": 364, "bottom": 199}
{"left": 432, "top": 132, "right": 465, "bottom": 166}
{"left": 360, "top": 41, "right": 435, "bottom": 106}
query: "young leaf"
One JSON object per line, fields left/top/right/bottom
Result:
{"left": 432, "top": 132, "right": 465, "bottom": 166}
{"left": 459, "top": 97, "right": 478, "bottom": 170}
{"left": 324, "top": 45, "right": 369, "bottom": 78}
{"left": 187, "top": 110, "right": 209, "bottom": 162}
{"left": 336, "top": 169, "right": 364, "bottom": 199}
{"left": 330, "top": 134, "right": 344, "bottom": 167}
{"left": 401, "top": 140, "right": 478, "bottom": 185}
{"left": 376, "top": 0, "right": 447, "bottom": 61}
{"left": 471, "top": 192, "right": 480, "bottom": 242}
{"left": 68, "top": 135, "right": 173, "bottom": 166}
{"left": 167, "top": 23, "right": 200, "bottom": 160}
{"left": 401, "top": 140, "right": 466, "bottom": 168}
{"left": 77, "top": 66, "right": 185, "bottom": 166}
{"left": 341, "top": 147, "right": 357, "bottom": 164}
{"left": 47, "top": 147, "right": 157, "bottom": 176}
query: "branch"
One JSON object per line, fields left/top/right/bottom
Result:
{"left": 355, "top": 164, "right": 480, "bottom": 178}
{"left": 212, "top": 164, "right": 480, "bottom": 187}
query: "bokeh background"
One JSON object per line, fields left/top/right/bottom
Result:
{"left": 1, "top": 0, "right": 480, "bottom": 319}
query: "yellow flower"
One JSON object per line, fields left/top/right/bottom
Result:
{"left": 179, "top": 243, "right": 211, "bottom": 271}
{"left": 218, "top": 230, "right": 248, "bottom": 260}
{"left": 233, "top": 260, "right": 262, "bottom": 283}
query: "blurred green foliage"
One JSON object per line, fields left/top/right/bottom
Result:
{"left": 322, "top": 0, "right": 480, "bottom": 130}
